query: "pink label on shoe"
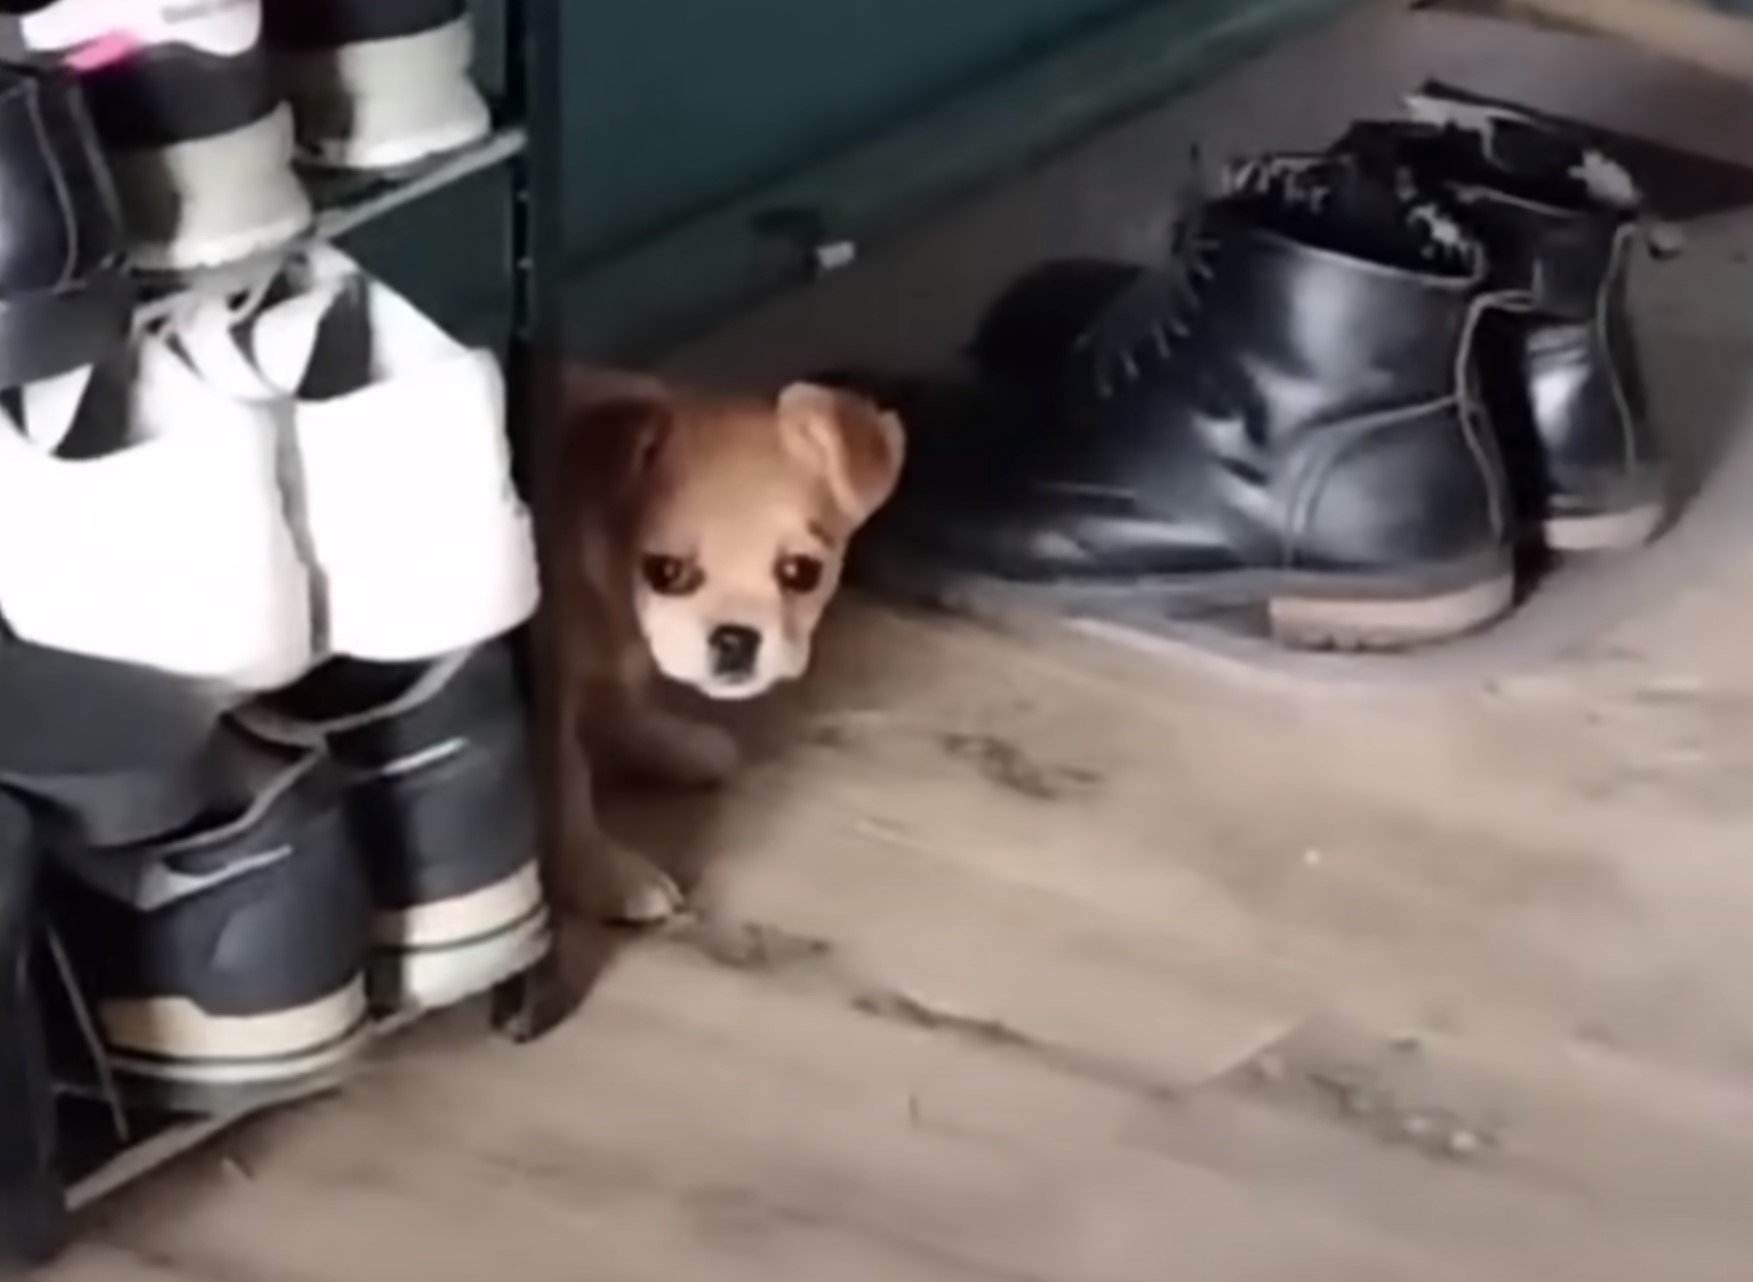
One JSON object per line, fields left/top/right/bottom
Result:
{"left": 65, "top": 33, "right": 145, "bottom": 72}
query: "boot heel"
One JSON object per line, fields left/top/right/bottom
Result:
{"left": 1268, "top": 571, "right": 1515, "bottom": 651}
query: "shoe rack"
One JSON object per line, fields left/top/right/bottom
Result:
{"left": 44, "top": 0, "right": 575, "bottom": 1225}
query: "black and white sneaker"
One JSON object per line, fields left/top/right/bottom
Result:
{"left": 175, "top": 246, "right": 538, "bottom": 664}
{"left": 0, "top": 332, "right": 316, "bottom": 694}
{"left": 0, "top": 58, "right": 130, "bottom": 388}
{"left": 20, "top": 0, "right": 311, "bottom": 270}
{"left": 0, "top": 630, "right": 222, "bottom": 853}
{"left": 264, "top": 0, "right": 491, "bottom": 171}
{"left": 239, "top": 640, "right": 549, "bottom": 1014}
{"left": 0, "top": 794, "right": 65, "bottom": 1270}
{"left": 43, "top": 729, "right": 372, "bottom": 1112}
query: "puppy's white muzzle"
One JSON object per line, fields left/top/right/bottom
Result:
{"left": 640, "top": 612, "right": 808, "bottom": 701}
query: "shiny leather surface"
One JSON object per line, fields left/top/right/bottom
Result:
{"left": 0, "top": 64, "right": 125, "bottom": 296}
{"left": 882, "top": 194, "right": 1506, "bottom": 584}
{"left": 1492, "top": 201, "right": 1656, "bottom": 517}
{"left": 1337, "top": 115, "right": 1659, "bottom": 522}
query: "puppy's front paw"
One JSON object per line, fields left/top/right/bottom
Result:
{"left": 619, "top": 711, "right": 742, "bottom": 789}
{"left": 543, "top": 834, "right": 684, "bottom": 927}
{"left": 608, "top": 843, "right": 687, "bottom": 926}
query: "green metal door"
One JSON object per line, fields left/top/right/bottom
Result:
{"left": 356, "top": 0, "right": 1354, "bottom": 353}
{"left": 563, "top": 0, "right": 1148, "bottom": 256}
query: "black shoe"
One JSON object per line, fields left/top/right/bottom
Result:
{"left": 0, "top": 60, "right": 130, "bottom": 388}
{"left": 0, "top": 795, "right": 66, "bottom": 1271}
{"left": 0, "top": 633, "right": 220, "bottom": 850}
{"left": 1332, "top": 86, "right": 1665, "bottom": 552}
{"left": 263, "top": 0, "right": 491, "bottom": 171}
{"left": 863, "top": 153, "right": 1515, "bottom": 650}
{"left": 44, "top": 729, "right": 372, "bottom": 1113}
{"left": 19, "top": 0, "right": 310, "bottom": 271}
{"left": 238, "top": 640, "right": 549, "bottom": 1014}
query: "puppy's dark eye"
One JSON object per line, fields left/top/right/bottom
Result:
{"left": 776, "top": 555, "right": 824, "bottom": 595}
{"left": 642, "top": 554, "right": 702, "bottom": 596}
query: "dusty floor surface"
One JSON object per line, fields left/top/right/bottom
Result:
{"left": 54, "top": 4, "right": 1753, "bottom": 1279}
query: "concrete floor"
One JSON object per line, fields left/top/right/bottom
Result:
{"left": 58, "top": 4, "right": 1753, "bottom": 1280}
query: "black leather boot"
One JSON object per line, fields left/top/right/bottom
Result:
{"left": 0, "top": 795, "right": 66, "bottom": 1271}
{"left": 862, "top": 154, "right": 1515, "bottom": 649}
{"left": 1333, "top": 87, "right": 1664, "bottom": 552}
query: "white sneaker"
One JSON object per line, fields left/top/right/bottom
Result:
{"left": 263, "top": 0, "right": 491, "bottom": 171}
{"left": 20, "top": 0, "right": 312, "bottom": 271}
{"left": 0, "top": 336, "right": 315, "bottom": 693}
{"left": 178, "top": 247, "right": 538, "bottom": 662}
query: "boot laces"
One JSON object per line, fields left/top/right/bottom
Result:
{"left": 1077, "top": 202, "right": 1221, "bottom": 402}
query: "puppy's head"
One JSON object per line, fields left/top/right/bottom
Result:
{"left": 611, "top": 381, "right": 903, "bottom": 700}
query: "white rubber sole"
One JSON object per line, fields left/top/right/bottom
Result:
{"left": 278, "top": 17, "right": 492, "bottom": 172}
{"left": 864, "top": 542, "right": 1518, "bottom": 653}
{"left": 98, "top": 980, "right": 370, "bottom": 1108}
{"left": 369, "top": 863, "right": 551, "bottom": 1012}
{"left": 1544, "top": 503, "right": 1666, "bottom": 553}
{"left": 301, "top": 112, "right": 492, "bottom": 173}
{"left": 113, "top": 106, "right": 312, "bottom": 272}
{"left": 1267, "top": 572, "right": 1518, "bottom": 650}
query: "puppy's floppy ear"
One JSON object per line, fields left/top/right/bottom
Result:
{"left": 776, "top": 382, "right": 906, "bottom": 527}
{"left": 561, "top": 367, "right": 670, "bottom": 513}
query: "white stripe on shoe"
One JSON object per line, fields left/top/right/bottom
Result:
{"left": 276, "top": 15, "right": 490, "bottom": 171}
{"left": 370, "top": 863, "right": 549, "bottom": 1012}
{"left": 113, "top": 107, "right": 311, "bottom": 272}
{"left": 371, "top": 907, "right": 550, "bottom": 1014}
{"left": 371, "top": 862, "right": 545, "bottom": 951}
{"left": 99, "top": 980, "right": 369, "bottom": 1064}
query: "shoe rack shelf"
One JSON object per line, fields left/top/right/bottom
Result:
{"left": 136, "top": 128, "right": 528, "bottom": 323}
{"left": 59, "top": 1009, "right": 425, "bottom": 1211}
{"left": 44, "top": 0, "right": 572, "bottom": 1229}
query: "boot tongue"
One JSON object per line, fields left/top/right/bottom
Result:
{"left": 1222, "top": 153, "right": 1481, "bottom": 279}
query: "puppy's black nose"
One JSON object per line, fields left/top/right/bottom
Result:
{"left": 708, "top": 624, "right": 761, "bottom": 679}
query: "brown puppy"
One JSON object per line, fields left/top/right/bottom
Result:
{"left": 546, "top": 368, "right": 904, "bottom": 923}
